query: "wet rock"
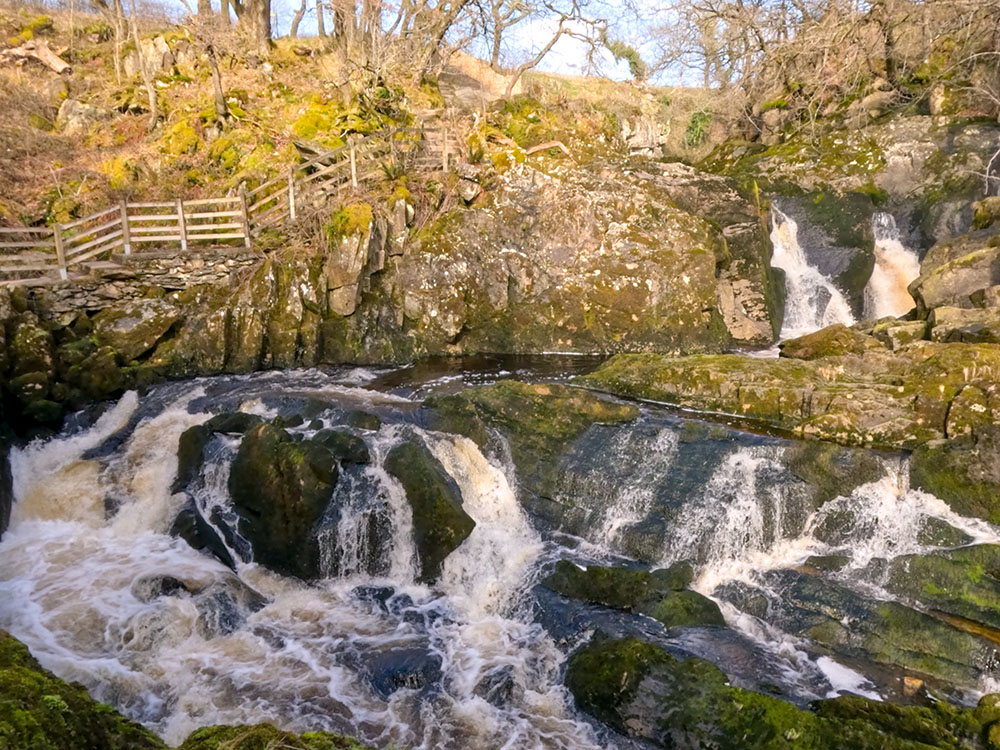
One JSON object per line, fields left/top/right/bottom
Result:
{"left": 314, "top": 429, "right": 370, "bottom": 464}
{"left": 543, "top": 560, "right": 724, "bottom": 629}
{"left": 203, "top": 412, "right": 264, "bottom": 435}
{"left": 929, "top": 306, "right": 1000, "bottom": 343}
{"left": 910, "top": 427, "right": 1000, "bottom": 524}
{"left": 783, "top": 440, "right": 883, "bottom": 505}
{"left": 228, "top": 422, "right": 339, "bottom": 580}
{"left": 345, "top": 411, "right": 381, "bottom": 431}
{"left": 886, "top": 545, "right": 1000, "bottom": 630}
{"left": 384, "top": 439, "right": 474, "bottom": 584}
{"left": 718, "top": 568, "right": 996, "bottom": 689}
{"left": 169, "top": 498, "right": 237, "bottom": 569}
{"left": 130, "top": 574, "right": 192, "bottom": 601}
{"left": 566, "top": 635, "right": 984, "bottom": 749}
{"left": 424, "top": 381, "right": 639, "bottom": 503}
{"left": 362, "top": 646, "right": 442, "bottom": 699}
{"left": 0, "top": 439, "right": 11, "bottom": 541}
{"left": 474, "top": 664, "right": 517, "bottom": 707}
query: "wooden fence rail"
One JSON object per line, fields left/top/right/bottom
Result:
{"left": 0, "top": 124, "right": 437, "bottom": 287}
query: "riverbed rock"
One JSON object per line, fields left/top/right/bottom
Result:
{"left": 424, "top": 381, "right": 639, "bottom": 501}
{"left": 178, "top": 724, "right": 370, "bottom": 750}
{"left": 579, "top": 343, "right": 1000, "bottom": 450}
{"left": 228, "top": 422, "right": 338, "bottom": 579}
{"left": 383, "top": 439, "right": 474, "bottom": 583}
{"left": 929, "top": 306, "right": 1000, "bottom": 343}
{"left": 910, "top": 427, "right": 1000, "bottom": 524}
{"left": 543, "top": 560, "right": 724, "bottom": 628}
{"left": 779, "top": 323, "right": 885, "bottom": 359}
{"left": 718, "top": 568, "right": 997, "bottom": 689}
{"left": 886, "top": 545, "right": 1000, "bottom": 632}
{"left": 565, "top": 635, "right": 987, "bottom": 749}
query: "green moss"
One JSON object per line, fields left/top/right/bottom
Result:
{"left": 207, "top": 135, "right": 242, "bottom": 172}
{"left": 684, "top": 110, "right": 713, "bottom": 147}
{"left": 99, "top": 155, "right": 140, "bottom": 190}
{"left": 0, "top": 629, "right": 164, "bottom": 749}
{"left": 326, "top": 203, "right": 374, "bottom": 239}
{"left": 162, "top": 120, "right": 201, "bottom": 156}
{"left": 17, "top": 14, "right": 52, "bottom": 41}
{"left": 27, "top": 113, "right": 53, "bottom": 132}
{"left": 178, "top": 724, "right": 368, "bottom": 749}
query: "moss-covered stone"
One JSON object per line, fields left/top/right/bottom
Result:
{"left": 543, "top": 560, "right": 724, "bottom": 628}
{"left": 425, "top": 381, "right": 639, "bottom": 500}
{"left": 228, "top": 422, "right": 338, "bottom": 579}
{"left": 177, "top": 724, "right": 369, "bottom": 750}
{"left": 910, "top": 428, "right": 1000, "bottom": 524}
{"left": 0, "top": 629, "right": 164, "bottom": 750}
{"left": 783, "top": 440, "right": 884, "bottom": 505}
{"left": 566, "top": 635, "right": 988, "bottom": 750}
{"left": 383, "top": 439, "right": 475, "bottom": 583}
{"left": 780, "top": 324, "right": 885, "bottom": 360}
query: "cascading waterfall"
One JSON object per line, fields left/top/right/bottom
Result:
{"left": 770, "top": 207, "right": 855, "bottom": 339}
{"left": 0, "top": 382, "right": 606, "bottom": 750}
{"left": 864, "top": 212, "right": 920, "bottom": 319}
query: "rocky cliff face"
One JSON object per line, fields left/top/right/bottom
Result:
{"left": 0, "top": 155, "right": 780, "bottom": 430}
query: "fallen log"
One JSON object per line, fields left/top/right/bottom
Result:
{"left": 0, "top": 40, "right": 71, "bottom": 74}
{"left": 486, "top": 132, "right": 573, "bottom": 158}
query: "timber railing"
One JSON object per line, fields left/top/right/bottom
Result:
{"left": 0, "top": 125, "right": 434, "bottom": 287}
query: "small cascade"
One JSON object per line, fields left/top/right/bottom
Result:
{"left": 0, "top": 379, "right": 607, "bottom": 750}
{"left": 864, "top": 212, "right": 920, "bottom": 319}
{"left": 770, "top": 207, "right": 855, "bottom": 339}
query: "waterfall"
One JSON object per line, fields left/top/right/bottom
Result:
{"left": 770, "top": 207, "right": 855, "bottom": 339}
{"left": 864, "top": 212, "right": 920, "bottom": 319}
{"left": 0, "top": 379, "right": 605, "bottom": 750}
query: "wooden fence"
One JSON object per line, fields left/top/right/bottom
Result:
{"left": 0, "top": 125, "right": 434, "bottom": 287}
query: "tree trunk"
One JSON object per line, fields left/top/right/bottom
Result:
{"left": 198, "top": 0, "right": 212, "bottom": 16}
{"left": 207, "top": 43, "right": 229, "bottom": 125}
{"left": 127, "top": 0, "right": 159, "bottom": 132}
{"left": 316, "top": 0, "right": 326, "bottom": 37}
{"left": 246, "top": 0, "right": 272, "bottom": 55}
{"left": 221, "top": 0, "right": 231, "bottom": 24}
{"left": 290, "top": 0, "right": 307, "bottom": 37}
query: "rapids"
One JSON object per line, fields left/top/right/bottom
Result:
{"left": 1, "top": 365, "right": 999, "bottom": 747}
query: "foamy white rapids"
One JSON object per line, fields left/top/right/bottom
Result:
{"left": 0, "top": 389, "right": 605, "bottom": 750}
{"left": 864, "top": 212, "right": 920, "bottom": 319}
{"left": 770, "top": 207, "right": 855, "bottom": 338}
{"left": 676, "top": 447, "right": 1000, "bottom": 594}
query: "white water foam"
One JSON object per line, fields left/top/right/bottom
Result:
{"left": 864, "top": 212, "right": 920, "bottom": 320}
{"left": 770, "top": 207, "right": 856, "bottom": 339}
{"left": 0, "top": 389, "right": 606, "bottom": 750}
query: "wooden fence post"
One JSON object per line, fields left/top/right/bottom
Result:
{"left": 176, "top": 199, "right": 188, "bottom": 251}
{"left": 120, "top": 201, "right": 131, "bottom": 255}
{"left": 287, "top": 167, "right": 297, "bottom": 221}
{"left": 53, "top": 224, "right": 67, "bottom": 280}
{"left": 239, "top": 185, "right": 252, "bottom": 247}
{"left": 350, "top": 139, "right": 358, "bottom": 188}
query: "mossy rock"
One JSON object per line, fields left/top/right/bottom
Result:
{"left": 424, "top": 382, "right": 639, "bottom": 500}
{"left": 780, "top": 324, "right": 885, "bottom": 360}
{"left": 910, "top": 428, "right": 1000, "bottom": 525}
{"left": 783, "top": 440, "right": 884, "bottom": 505}
{"left": 543, "top": 560, "right": 723, "bottom": 628}
{"left": 0, "top": 629, "right": 164, "bottom": 750}
{"left": 228, "top": 422, "right": 338, "bottom": 579}
{"left": 177, "top": 723, "right": 369, "bottom": 750}
{"left": 384, "top": 439, "right": 475, "bottom": 583}
{"left": 886, "top": 545, "right": 1000, "bottom": 631}
{"left": 566, "top": 635, "right": 987, "bottom": 749}
{"left": 162, "top": 120, "right": 201, "bottom": 156}
{"left": 313, "top": 429, "right": 370, "bottom": 465}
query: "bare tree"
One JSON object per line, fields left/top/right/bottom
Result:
{"left": 127, "top": 0, "right": 160, "bottom": 131}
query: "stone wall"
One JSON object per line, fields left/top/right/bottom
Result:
{"left": 24, "top": 250, "right": 262, "bottom": 318}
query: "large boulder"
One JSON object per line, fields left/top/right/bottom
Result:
{"left": 228, "top": 422, "right": 338, "bottom": 579}
{"left": 383, "top": 439, "right": 475, "bottom": 583}
{"left": 910, "top": 426, "right": 1000, "bottom": 524}
{"left": 92, "top": 298, "right": 180, "bottom": 363}
{"left": 909, "top": 234, "right": 1000, "bottom": 316}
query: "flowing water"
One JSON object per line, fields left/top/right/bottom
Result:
{"left": 2, "top": 367, "right": 1000, "bottom": 747}
{"left": 770, "top": 207, "right": 856, "bottom": 339}
{"left": 864, "top": 212, "right": 921, "bottom": 320}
